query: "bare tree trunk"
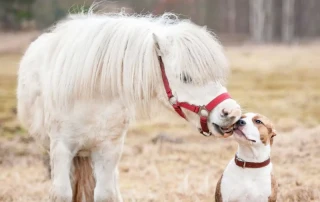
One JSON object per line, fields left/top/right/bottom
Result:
{"left": 227, "top": 0, "right": 236, "bottom": 33}
{"left": 197, "top": 0, "right": 207, "bottom": 25}
{"left": 308, "top": 0, "right": 318, "bottom": 37}
{"left": 298, "top": 0, "right": 319, "bottom": 37}
{"left": 205, "top": 0, "right": 221, "bottom": 33}
{"left": 235, "top": 0, "right": 250, "bottom": 34}
{"left": 265, "top": 0, "right": 274, "bottom": 42}
{"left": 282, "top": 0, "right": 295, "bottom": 43}
{"left": 33, "top": 0, "right": 56, "bottom": 28}
{"left": 250, "top": 0, "right": 265, "bottom": 42}
{"left": 250, "top": 0, "right": 276, "bottom": 43}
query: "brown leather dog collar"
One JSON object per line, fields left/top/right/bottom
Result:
{"left": 234, "top": 155, "right": 270, "bottom": 168}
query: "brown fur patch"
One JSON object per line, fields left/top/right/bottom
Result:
{"left": 252, "top": 115, "right": 277, "bottom": 145}
{"left": 268, "top": 173, "right": 278, "bottom": 202}
{"left": 72, "top": 156, "right": 95, "bottom": 202}
{"left": 215, "top": 175, "right": 223, "bottom": 202}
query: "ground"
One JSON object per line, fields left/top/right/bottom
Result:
{"left": 0, "top": 33, "right": 319, "bottom": 202}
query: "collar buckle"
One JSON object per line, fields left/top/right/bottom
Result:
{"left": 236, "top": 156, "right": 247, "bottom": 168}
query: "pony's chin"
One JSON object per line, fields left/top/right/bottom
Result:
{"left": 211, "top": 123, "right": 234, "bottom": 138}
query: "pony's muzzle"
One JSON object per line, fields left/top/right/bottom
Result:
{"left": 221, "top": 107, "right": 241, "bottom": 120}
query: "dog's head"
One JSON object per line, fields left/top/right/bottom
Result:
{"left": 233, "top": 112, "right": 277, "bottom": 146}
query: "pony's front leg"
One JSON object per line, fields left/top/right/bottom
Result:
{"left": 92, "top": 135, "right": 124, "bottom": 202}
{"left": 50, "top": 140, "right": 74, "bottom": 202}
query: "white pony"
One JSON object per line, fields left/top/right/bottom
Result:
{"left": 17, "top": 7, "right": 241, "bottom": 202}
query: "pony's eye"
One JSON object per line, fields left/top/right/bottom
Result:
{"left": 255, "top": 120, "right": 263, "bottom": 124}
{"left": 181, "top": 73, "right": 193, "bottom": 83}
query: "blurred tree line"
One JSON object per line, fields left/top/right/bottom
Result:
{"left": 0, "top": 0, "right": 319, "bottom": 43}
{"left": 0, "top": 0, "right": 36, "bottom": 30}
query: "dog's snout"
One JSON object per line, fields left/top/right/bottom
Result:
{"left": 237, "top": 119, "right": 246, "bottom": 126}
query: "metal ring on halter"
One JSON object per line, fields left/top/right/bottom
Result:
{"left": 199, "top": 129, "right": 212, "bottom": 137}
{"left": 169, "top": 96, "right": 177, "bottom": 105}
{"left": 198, "top": 106, "right": 209, "bottom": 117}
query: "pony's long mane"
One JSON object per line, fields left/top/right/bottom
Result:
{"left": 38, "top": 5, "right": 228, "bottom": 113}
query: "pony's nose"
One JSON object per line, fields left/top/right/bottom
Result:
{"left": 222, "top": 108, "right": 229, "bottom": 116}
{"left": 221, "top": 108, "right": 241, "bottom": 119}
{"left": 237, "top": 119, "right": 246, "bottom": 126}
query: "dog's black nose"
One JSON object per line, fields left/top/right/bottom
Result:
{"left": 237, "top": 119, "right": 246, "bottom": 126}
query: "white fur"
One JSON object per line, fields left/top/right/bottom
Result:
{"left": 17, "top": 6, "right": 241, "bottom": 202}
{"left": 220, "top": 113, "right": 273, "bottom": 202}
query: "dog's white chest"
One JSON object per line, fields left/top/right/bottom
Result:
{"left": 220, "top": 161, "right": 272, "bottom": 202}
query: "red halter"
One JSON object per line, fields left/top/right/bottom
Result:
{"left": 158, "top": 56, "right": 231, "bottom": 136}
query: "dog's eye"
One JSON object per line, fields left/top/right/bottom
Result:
{"left": 255, "top": 120, "right": 263, "bottom": 124}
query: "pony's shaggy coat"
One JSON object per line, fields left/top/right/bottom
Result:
{"left": 29, "top": 11, "right": 227, "bottom": 112}
{"left": 17, "top": 7, "right": 240, "bottom": 202}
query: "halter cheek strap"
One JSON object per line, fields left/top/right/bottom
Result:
{"left": 158, "top": 56, "right": 231, "bottom": 136}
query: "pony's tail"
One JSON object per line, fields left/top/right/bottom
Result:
{"left": 72, "top": 156, "right": 95, "bottom": 202}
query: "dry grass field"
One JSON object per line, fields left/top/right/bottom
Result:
{"left": 0, "top": 33, "right": 320, "bottom": 201}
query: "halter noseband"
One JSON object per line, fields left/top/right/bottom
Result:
{"left": 158, "top": 56, "right": 231, "bottom": 136}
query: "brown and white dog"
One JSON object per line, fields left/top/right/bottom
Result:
{"left": 215, "top": 112, "right": 278, "bottom": 202}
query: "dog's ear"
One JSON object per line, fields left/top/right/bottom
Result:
{"left": 270, "top": 129, "right": 277, "bottom": 146}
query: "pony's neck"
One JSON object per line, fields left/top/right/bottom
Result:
{"left": 236, "top": 144, "right": 271, "bottom": 163}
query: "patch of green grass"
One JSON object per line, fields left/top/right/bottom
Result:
{"left": 0, "top": 54, "right": 20, "bottom": 137}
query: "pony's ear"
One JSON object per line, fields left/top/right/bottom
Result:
{"left": 152, "top": 33, "right": 163, "bottom": 56}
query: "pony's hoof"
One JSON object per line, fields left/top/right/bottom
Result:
{"left": 50, "top": 183, "right": 72, "bottom": 202}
